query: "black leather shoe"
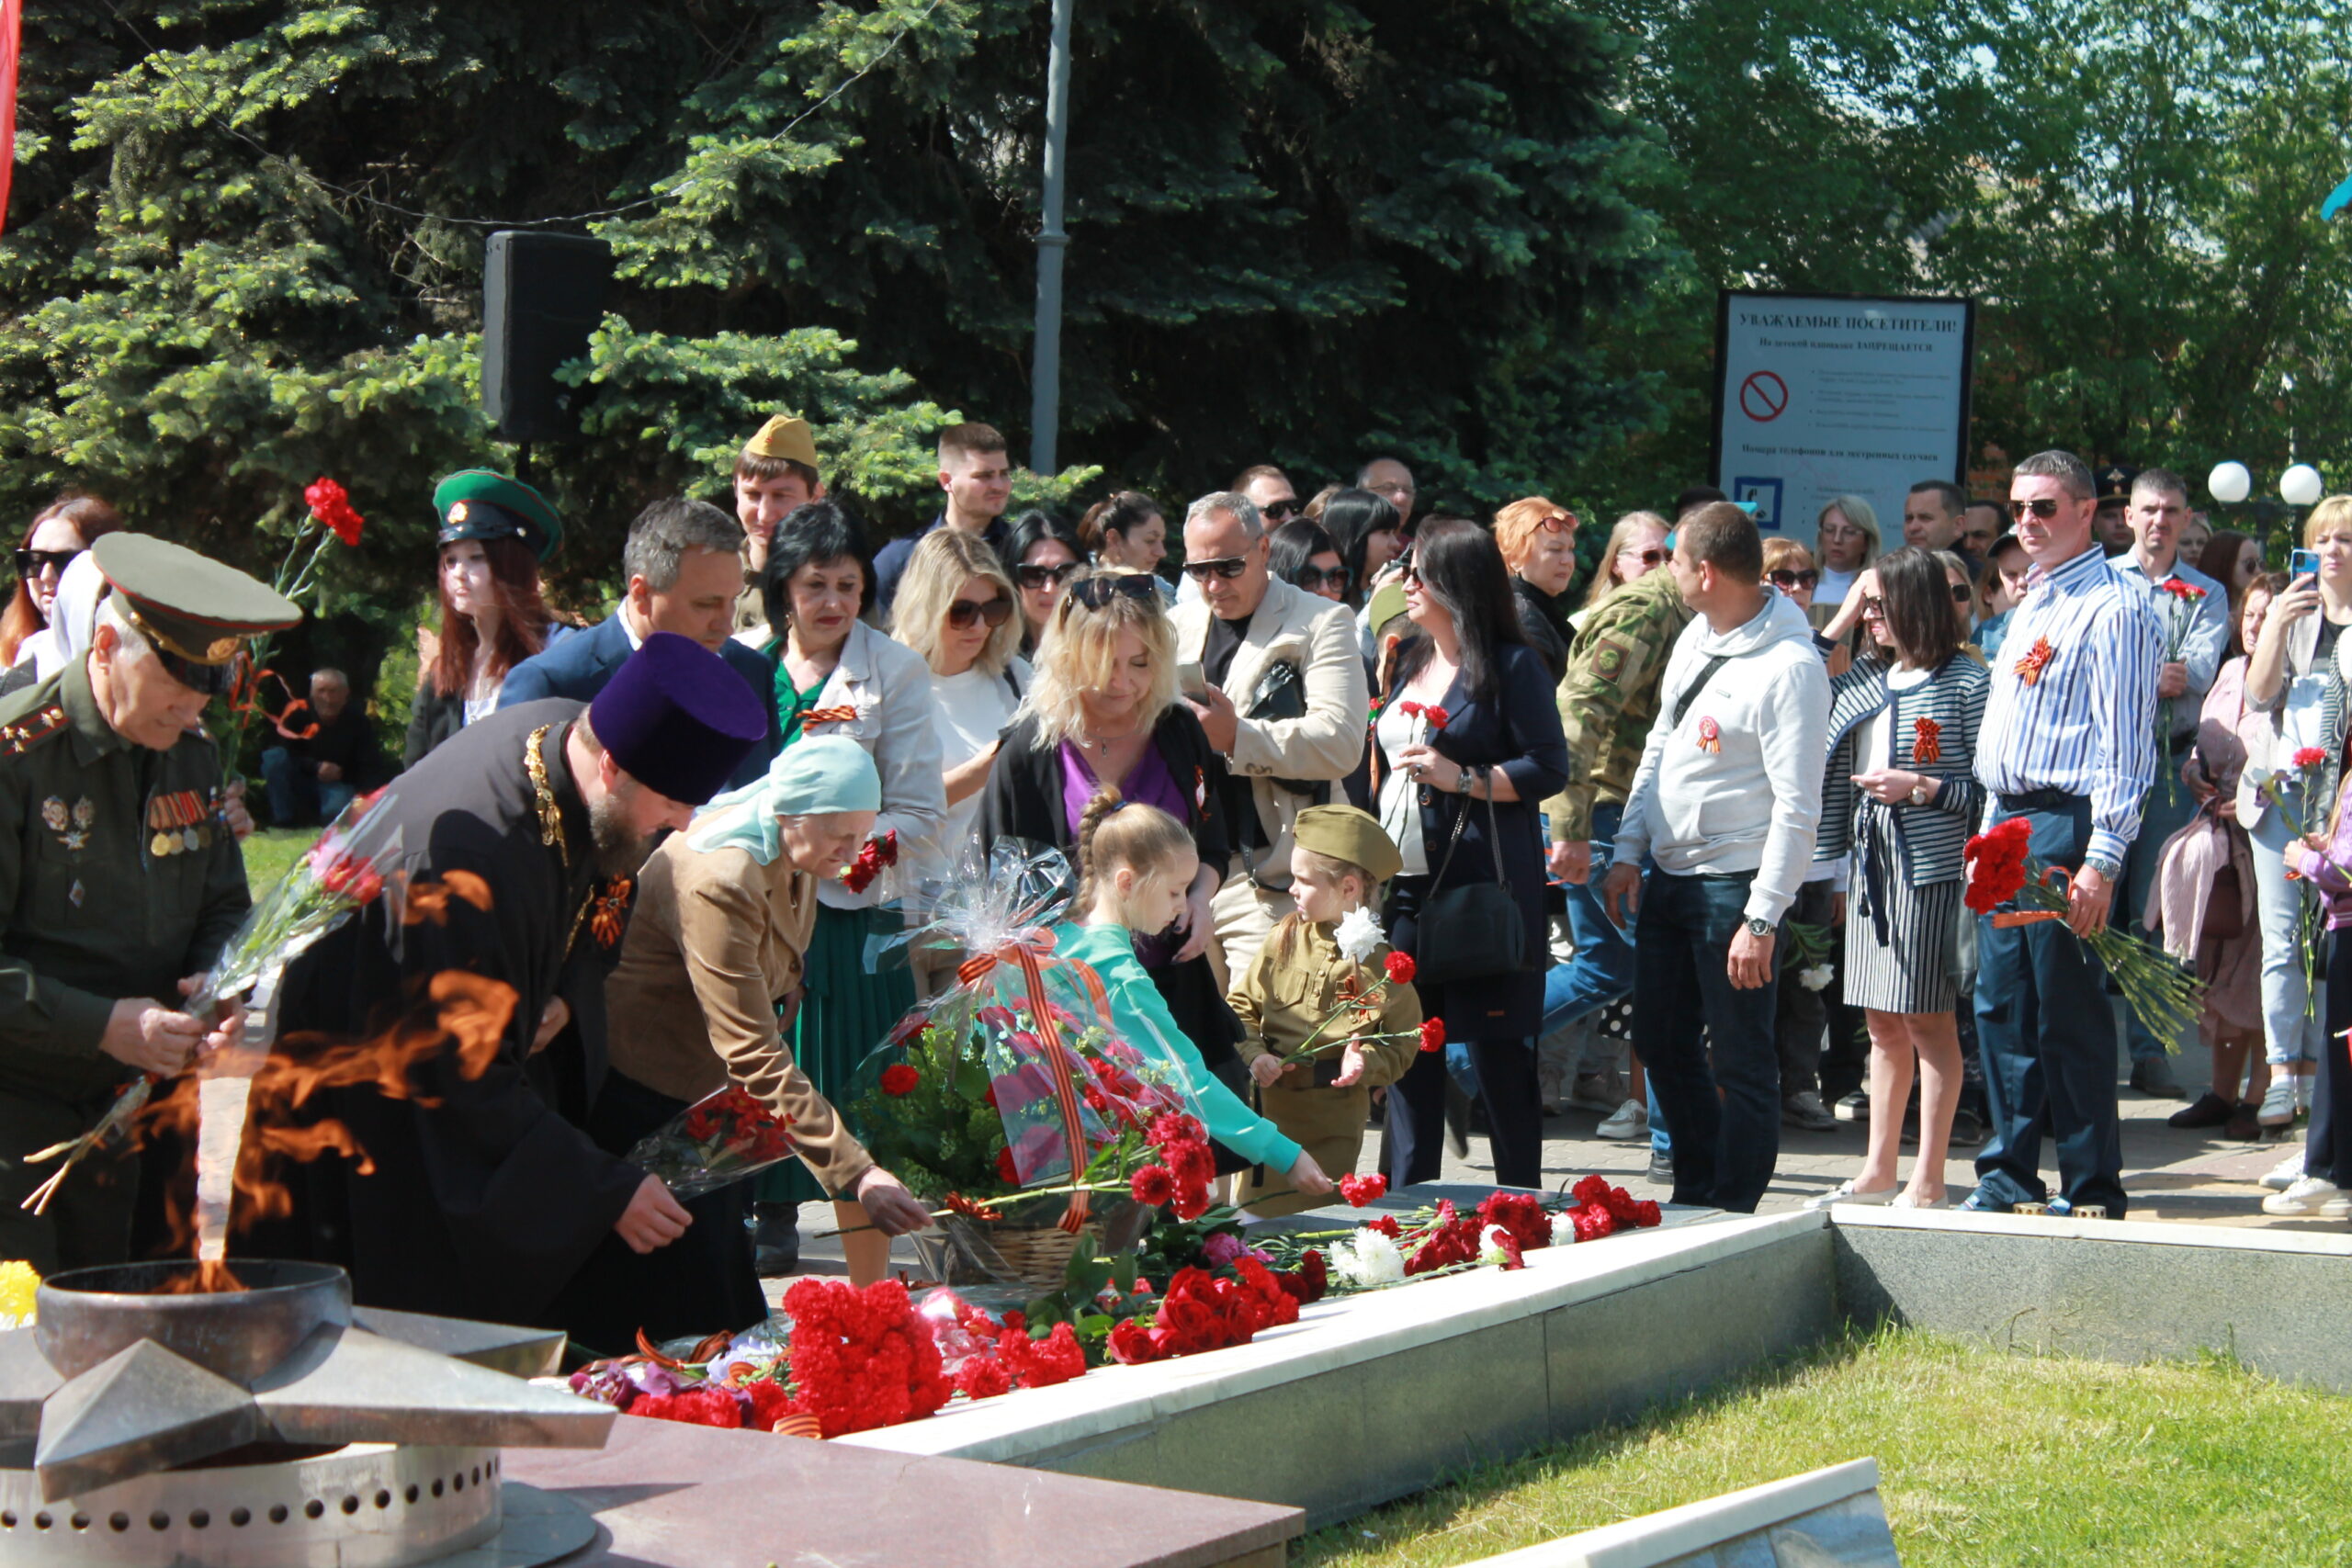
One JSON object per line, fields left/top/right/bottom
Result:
{"left": 1645, "top": 1151, "right": 1675, "bottom": 1186}
{"left": 2168, "top": 1090, "right": 2234, "bottom": 1129}
{"left": 752, "top": 1202, "right": 801, "bottom": 1277}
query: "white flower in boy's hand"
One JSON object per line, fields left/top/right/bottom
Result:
{"left": 1799, "top": 964, "right": 1834, "bottom": 992}
{"left": 1335, "top": 907, "right": 1385, "bottom": 965}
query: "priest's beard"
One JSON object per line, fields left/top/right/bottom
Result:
{"left": 588, "top": 783, "right": 656, "bottom": 878}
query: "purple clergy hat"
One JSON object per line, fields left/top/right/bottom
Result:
{"left": 589, "top": 632, "right": 769, "bottom": 805}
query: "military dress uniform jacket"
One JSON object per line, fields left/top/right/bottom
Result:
{"left": 0, "top": 660, "right": 249, "bottom": 1105}
{"left": 1545, "top": 570, "right": 1695, "bottom": 844}
{"left": 258, "top": 700, "right": 645, "bottom": 1329}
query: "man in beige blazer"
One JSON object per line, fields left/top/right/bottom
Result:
{"left": 1172, "top": 491, "right": 1370, "bottom": 988}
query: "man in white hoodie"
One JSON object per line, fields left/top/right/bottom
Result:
{"left": 1601, "top": 504, "right": 1831, "bottom": 1212}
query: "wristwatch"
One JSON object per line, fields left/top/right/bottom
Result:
{"left": 2081, "top": 852, "right": 2122, "bottom": 882}
{"left": 1908, "top": 775, "right": 1934, "bottom": 806}
{"left": 1744, "top": 917, "right": 1774, "bottom": 938}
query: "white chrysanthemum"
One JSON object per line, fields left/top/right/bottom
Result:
{"left": 1336, "top": 1228, "right": 1405, "bottom": 1288}
{"left": 1799, "top": 964, "right": 1834, "bottom": 992}
{"left": 1335, "top": 907, "right": 1385, "bottom": 965}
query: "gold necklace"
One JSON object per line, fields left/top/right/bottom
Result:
{"left": 526, "top": 725, "right": 570, "bottom": 867}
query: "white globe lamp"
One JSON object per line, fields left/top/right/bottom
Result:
{"left": 2208, "top": 461, "right": 2253, "bottom": 505}
{"left": 2281, "top": 464, "right": 2326, "bottom": 507}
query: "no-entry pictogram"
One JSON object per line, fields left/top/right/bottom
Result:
{"left": 1739, "top": 371, "right": 1788, "bottom": 423}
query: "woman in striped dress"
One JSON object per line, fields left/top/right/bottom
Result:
{"left": 1804, "top": 547, "right": 1989, "bottom": 1211}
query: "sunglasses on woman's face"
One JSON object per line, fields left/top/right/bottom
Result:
{"left": 1015, "top": 561, "right": 1079, "bottom": 590}
{"left": 944, "top": 595, "right": 1015, "bottom": 630}
{"left": 1064, "top": 574, "right": 1163, "bottom": 612}
{"left": 1294, "top": 565, "right": 1351, "bottom": 592}
{"left": 15, "top": 547, "right": 78, "bottom": 580}
{"left": 2009, "top": 497, "right": 2063, "bottom": 522}
{"left": 1620, "top": 547, "right": 1668, "bottom": 568}
{"left": 1769, "top": 569, "right": 1819, "bottom": 590}
{"left": 1949, "top": 581, "right": 1973, "bottom": 604}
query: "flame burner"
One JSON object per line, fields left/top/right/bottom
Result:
{"left": 0, "top": 1262, "right": 610, "bottom": 1568}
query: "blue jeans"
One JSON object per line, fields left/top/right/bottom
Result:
{"left": 2249, "top": 802, "right": 2326, "bottom": 1066}
{"left": 2119, "top": 763, "right": 2199, "bottom": 1064}
{"left": 261, "top": 747, "right": 356, "bottom": 829}
{"left": 1634, "top": 868, "right": 1780, "bottom": 1212}
{"left": 1973, "top": 795, "right": 2127, "bottom": 1215}
{"left": 1539, "top": 802, "right": 1670, "bottom": 1154}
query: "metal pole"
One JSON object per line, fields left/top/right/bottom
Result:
{"left": 1028, "top": 0, "right": 1075, "bottom": 476}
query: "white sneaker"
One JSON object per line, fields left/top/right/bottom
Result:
{"left": 1595, "top": 1099, "right": 1647, "bottom": 1141}
{"left": 2260, "top": 1148, "right": 2306, "bottom": 1190}
{"left": 2262, "top": 1175, "right": 2344, "bottom": 1216}
{"left": 1804, "top": 1179, "right": 1899, "bottom": 1211}
{"left": 2257, "top": 1077, "right": 2299, "bottom": 1128}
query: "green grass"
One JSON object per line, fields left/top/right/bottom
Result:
{"left": 1296, "top": 1325, "right": 2352, "bottom": 1567}
{"left": 240, "top": 827, "right": 319, "bottom": 893}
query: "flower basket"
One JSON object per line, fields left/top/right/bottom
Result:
{"left": 911, "top": 1190, "right": 1152, "bottom": 1292}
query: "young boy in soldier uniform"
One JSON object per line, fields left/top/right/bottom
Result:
{"left": 1229, "top": 805, "right": 1422, "bottom": 1217}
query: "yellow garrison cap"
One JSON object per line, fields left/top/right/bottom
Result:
{"left": 744, "top": 415, "right": 819, "bottom": 469}
{"left": 1293, "top": 804, "right": 1403, "bottom": 883}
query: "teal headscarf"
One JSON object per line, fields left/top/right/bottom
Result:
{"left": 685, "top": 735, "right": 881, "bottom": 863}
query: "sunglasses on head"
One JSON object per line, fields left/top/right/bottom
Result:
{"left": 15, "top": 547, "right": 78, "bottom": 580}
{"left": 1294, "top": 565, "right": 1351, "bottom": 592}
{"left": 1182, "top": 555, "right": 1251, "bottom": 583}
{"left": 2009, "top": 498, "right": 2064, "bottom": 522}
{"left": 1535, "top": 514, "right": 1574, "bottom": 535}
{"left": 1014, "top": 561, "right": 1079, "bottom": 590}
{"left": 1261, "top": 499, "right": 1303, "bottom": 523}
{"left": 1769, "top": 569, "right": 1819, "bottom": 590}
{"left": 945, "top": 594, "right": 1015, "bottom": 630}
{"left": 1064, "top": 573, "right": 1163, "bottom": 613}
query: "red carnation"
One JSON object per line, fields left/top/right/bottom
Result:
{"left": 1421, "top": 705, "right": 1451, "bottom": 730}
{"left": 1338, "top": 1173, "right": 1387, "bottom": 1207}
{"left": 1962, "top": 816, "right": 2034, "bottom": 915}
{"left": 880, "top": 1064, "right": 920, "bottom": 1097}
{"left": 1130, "top": 1164, "right": 1176, "bottom": 1206}
{"left": 304, "top": 477, "right": 366, "bottom": 547}
{"left": 1384, "top": 952, "right": 1416, "bottom": 984}
{"left": 1419, "top": 1017, "right": 1445, "bottom": 1053}
{"left": 1363, "top": 1213, "right": 1400, "bottom": 1237}
{"left": 995, "top": 1147, "right": 1019, "bottom": 1186}
{"left": 2295, "top": 747, "right": 2329, "bottom": 770}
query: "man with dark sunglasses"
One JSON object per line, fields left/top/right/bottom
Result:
{"left": 1170, "top": 491, "right": 1368, "bottom": 986}
{"left": 1967, "top": 449, "right": 2162, "bottom": 1220}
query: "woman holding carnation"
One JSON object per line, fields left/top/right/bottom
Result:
{"left": 1050, "top": 790, "right": 1333, "bottom": 1204}
{"left": 1370, "top": 519, "right": 1569, "bottom": 1190}
{"left": 1803, "top": 547, "right": 1987, "bottom": 1211}
{"left": 562, "top": 739, "right": 933, "bottom": 1348}
{"left": 2239, "top": 500, "right": 2352, "bottom": 1151}
{"left": 978, "top": 570, "right": 1247, "bottom": 1113}
{"left": 748, "top": 502, "right": 945, "bottom": 1278}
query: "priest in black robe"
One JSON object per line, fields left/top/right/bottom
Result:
{"left": 249, "top": 632, "right": 767, "bottom": 1328}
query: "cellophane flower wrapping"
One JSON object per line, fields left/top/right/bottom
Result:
{"left": 189, "top": 786, "right": 406, "bottom": 1021}
{"left": 625, "top": 1084, "right": 798, "bottom": 1201}
{"left": 850, "top": 840, "right": 1206, "bottom": 1228}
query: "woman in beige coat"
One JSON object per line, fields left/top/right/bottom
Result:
{"left": 563, "top": 738, "right": 931, "bottom": 1351}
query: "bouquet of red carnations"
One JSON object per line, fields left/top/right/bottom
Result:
{"left": 22, "top": 787, "right": 406, "bottom": 1214}
{"left": 625, "top": 1084, "right": 798, "bottom": 1200}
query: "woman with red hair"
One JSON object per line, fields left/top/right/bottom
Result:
{"left": 404, "top": 471, "right": 566, "bottom": 767}
{"left": 2, "top": 494, "right": 122, "bottom": 673}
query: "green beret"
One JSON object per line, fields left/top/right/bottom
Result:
{"left": 1293, "top": 804, "right": 1402, "bottom": 883}
{"left": 433, "top": 469, "right": 563, "bottom": 561}
{"left": 91, "top": 534, "right": 303, "bottom": 696}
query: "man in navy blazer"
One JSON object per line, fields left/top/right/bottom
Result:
{"left": 502, "top": 497, "right": 780, "bottom": 791}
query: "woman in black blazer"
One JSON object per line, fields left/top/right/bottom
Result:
{"left": 1372, "top": 520, "right": 1570, "bottom": 1189}
{"left": 977, "top": 574, "right": 1242, "bottom": 1089}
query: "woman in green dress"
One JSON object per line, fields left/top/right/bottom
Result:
{"left": 750, "top": 501, "right": 944, "bottom": 1280}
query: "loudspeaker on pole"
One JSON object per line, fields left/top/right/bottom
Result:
{"left": 481, "top": 231, "right": 614, "bottom": 444}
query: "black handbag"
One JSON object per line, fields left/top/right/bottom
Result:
{"left": 1410, "top": 771, "right": 1527, "bottom": 986}
{"left": 1248, "top": 660, "right": 1325, "bottom": 796}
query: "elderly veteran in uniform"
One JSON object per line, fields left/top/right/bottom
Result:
{"left": 253, "top": 635, "right": 769, "bottom": 1330}
{"left": 0, "top": 535, "right": 296, "bottom": 1269}
{"left": 1170, "top": 491, "right": 1369, "bottom": 990}
{"left": 560, "top": 738, "right": 932, "bottom": 1344}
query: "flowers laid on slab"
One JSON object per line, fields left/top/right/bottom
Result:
{"left": 626, "top": 1085, "right": 797, "bottom": 1201}
{"left": 1963, "top": 816, "right": 2201, "bottom": 1039}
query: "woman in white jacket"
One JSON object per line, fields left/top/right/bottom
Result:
{"left": 745, "top": 501, "right": 945, "bottom": 1280}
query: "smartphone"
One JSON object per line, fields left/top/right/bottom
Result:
{"left": 1175, "top": 660, "right": 1209, "bottom": 700}
{"left": 2292, "top": 548, "right": 2322, "bottom": 582}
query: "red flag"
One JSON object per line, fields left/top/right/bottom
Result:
{"left": 0, "top": 0, "right": 17, "bottom": 237}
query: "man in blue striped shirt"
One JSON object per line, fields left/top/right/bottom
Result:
{"left": 2109, "top": 468, "right": 2231, "bottom": 1097}
{"left": 1968, "top": 449, "right": 2163, "bottom": 1218}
